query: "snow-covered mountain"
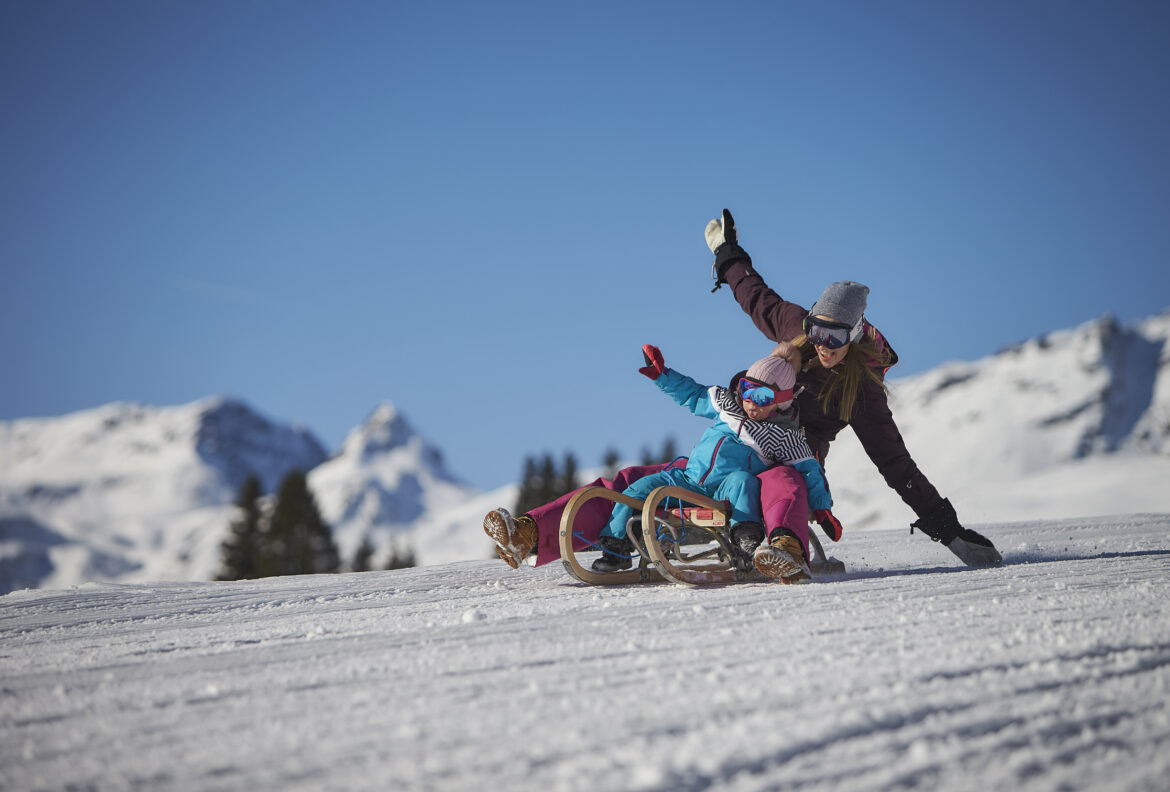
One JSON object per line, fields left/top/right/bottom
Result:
{"left": 827, "top": 310, "right": 1170, "bottom": 531}
{"left": 0, "top": 397, "right": 329, "bottom": 593}
{"left": 0, "top": 395, "right": 489, "bottom": 594}
{"left": 2, "top": 310, "right": 1169, "bottom": 594}
{"left": 308, "top": 402, "right": 481, "bottom": 566}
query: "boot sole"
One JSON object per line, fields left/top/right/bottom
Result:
{"left": 484, "top": 510, "right": 532, "bottom": 568}
{"left": 754, "top": 548, "right": 811, "bottom": 584}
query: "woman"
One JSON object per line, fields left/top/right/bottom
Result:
{"left": 705, "top": 208, "right": 1002, "bottom": 567}
{"left": 484, "top": 209, "right": 1001, "bottom": 574}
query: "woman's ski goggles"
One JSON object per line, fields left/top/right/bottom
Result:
{"left": 737, "top": 377, "right": 794, "bottom": 407}
{"left": 803, "top": 314, "right": 859, "bottom": 349}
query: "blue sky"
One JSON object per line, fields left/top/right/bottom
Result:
{"left": 3, "top": 0, "right": 1168, "bottom": 492}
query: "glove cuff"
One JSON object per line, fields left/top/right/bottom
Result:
{"left": 712, "top": 243, "right": 751, "bottom": 286}
{"left": 910, "top": 498, "right": 961, "bottom": 544}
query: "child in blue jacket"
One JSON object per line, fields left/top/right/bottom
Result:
{"left": 593, "top": 344, "right": 842, "bottom": 583}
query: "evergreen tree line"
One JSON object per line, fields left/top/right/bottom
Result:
{"left": 512, "top": 437, "right": 680, "bottom": 516}
{"left": 217, "top": 471, "right": 416, "bottom": 581}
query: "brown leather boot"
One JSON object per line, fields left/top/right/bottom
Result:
{"left": 753, "top": 531, "right": 812, "bottom": 584}
{"left": 484, "top": 508, "right": 538, "bottom": 569}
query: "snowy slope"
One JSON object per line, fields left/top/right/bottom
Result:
{"left": 2, "top": 514, "right": 1168, "bottom": 792}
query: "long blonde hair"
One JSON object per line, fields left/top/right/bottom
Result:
{"left": 786, "top": 333, "right": 891, "bottom": 422}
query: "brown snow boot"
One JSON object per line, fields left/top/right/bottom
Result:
{"left": 484, "top": 508, "right": 538, "bottom": 569}
{"left": 753, "top": 531, "right": 812, "bottom": 585}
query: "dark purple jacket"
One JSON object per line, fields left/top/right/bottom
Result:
{"left": 723, "top": 259, "right": 942, "bottom": 518}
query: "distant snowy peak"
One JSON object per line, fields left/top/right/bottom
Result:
{"left": 330, "top": 401, "right": 452, "bottom": 478}
{"left": 309, "top": 401, "right": 473, "bottom": 558}
{"left": 194, "top": 396, "right": 329, "bottom": 494}
{"left": 995, "top": 312, "right": 1169, "bottom": 456}
{"left": 825, "top": 310, "right": 1170, "bottom": 532}
{"left": 340, "top": 402, "right": 414, "bottom": 458}
{"left": 3, "top": 396, "right": 325, "bottom": 496}
{"left": 889, "top": 312, "right": 1169, "bottom": 469}
{"left": 0, "top": 396, "right": 332, "bottom": 592}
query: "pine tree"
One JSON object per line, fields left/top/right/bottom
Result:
{"left": 351, "top": 533, "right": 376, "bottom": 573}
{"left": 262, "top": 471, "right": 340, "bottom": 577}
{"left": 660, "top": 436, "right": 679, "bottom": 465}
{"left": 216, "top": 474, "right": 264, "bottom": 581}
{"left": 515, "top": 451, "right": 583, "bottom": 516}
{"left": 558, "top": 451, "right": 579, "bottom": 496}
{"left": 386, "top": 543, "right": 417, "bottom": 570}
{"left": 537, "top": 453, "right": 557, "bottom": 505}
{"left": 514, "top": 455, "right": 541, "bottom": 516}
{"left": 602, "top": 447, "right": 620, "bottom": 480}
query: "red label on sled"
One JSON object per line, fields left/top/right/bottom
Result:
{"left": 664, "top": 507, "right": 727, "bottom": 527}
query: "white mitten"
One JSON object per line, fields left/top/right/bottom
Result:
{"left": 704, "top": 216, "right": 728, "bottom": 254}
{"left": 705, "top": 209, "right": 749, "bottom": 292}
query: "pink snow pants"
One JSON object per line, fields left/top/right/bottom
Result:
{"left": 528, "top": 460, "right": 810, "bottom": 566}
{"left": 756, "top": 465, "right": 811, "bottom": 558}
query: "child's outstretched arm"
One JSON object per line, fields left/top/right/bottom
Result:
{"left": 637, "top": 344, "right": 718, "bottom": 419}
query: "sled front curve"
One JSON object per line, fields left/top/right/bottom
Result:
{"left": 558, "top": 487, "right": 664, "bottom": 585}
{"left": 807, "top": 531, "right": 846, "bottom": 576}
{"left": 639, "top": 486, "right": 758, "bottom": 586}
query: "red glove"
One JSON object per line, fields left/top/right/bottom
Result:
{"left": 812, "top": 509, "right": 843, "bottom": 542}
{"left": 638, "top": 344, "right": 666, "bottom": 379}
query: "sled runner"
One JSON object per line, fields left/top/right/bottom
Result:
{"left": 558, "top": 486, "right": 845, "bottom": 586}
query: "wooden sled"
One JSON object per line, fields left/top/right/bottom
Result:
{"left": 558, "top": 485, "right": 846, "bottom": 586}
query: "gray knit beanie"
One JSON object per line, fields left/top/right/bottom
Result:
{"left": 810, "top": 281, "right": 869, "bottom": 328}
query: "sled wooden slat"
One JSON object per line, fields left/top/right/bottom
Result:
{"left": 559, "top": 487, "right": 664, "bottom": 585}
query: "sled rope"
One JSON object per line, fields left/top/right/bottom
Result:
{"left": 573, "top": 532, "right": 638, "bottom": 559}
{"left": 655, "top": 494, "right": 687, "bottom": 545}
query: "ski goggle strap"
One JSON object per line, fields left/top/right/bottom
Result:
{"left": 803, "top": 314, "right": 864, "bottom": 349}
{"left": 737, "top": 377, "right": 794, "bottom": 407}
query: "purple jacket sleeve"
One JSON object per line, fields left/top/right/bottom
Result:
{"left": 848, "top": 380, "right": 942, "bottom": 517}
{"left": 723, "top": 259, "right": 808, "bottom": 343}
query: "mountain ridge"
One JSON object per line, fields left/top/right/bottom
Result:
{"left": 2, "top": 309, "right": 1168, "bottom": 593}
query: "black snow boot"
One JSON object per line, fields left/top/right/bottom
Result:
{"left": 591, "top": 535, "right": 635, "bottom": 573}
{"left": 911, "top": 498, "right": 1003, "bottom": 567}
{"left": 729, "top": 522, "right": 765, "bottom": 572}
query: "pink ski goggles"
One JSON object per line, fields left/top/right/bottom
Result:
{"left": 737, "top": 377, "right": 794, "bottom": 407}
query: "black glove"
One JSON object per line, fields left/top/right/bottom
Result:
{"left": 911, "top": 498, "right": 1002, "bottom": 567}
{"left": 704, "top": 208, "right": 752, "bottom": 292}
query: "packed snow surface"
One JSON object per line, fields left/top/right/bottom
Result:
{"left": 3, "top": 514, "right": 1169, "bottom": 792}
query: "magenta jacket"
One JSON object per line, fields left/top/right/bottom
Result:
{"left": 722, "top": 259, "right": 943, "bottom": 518}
